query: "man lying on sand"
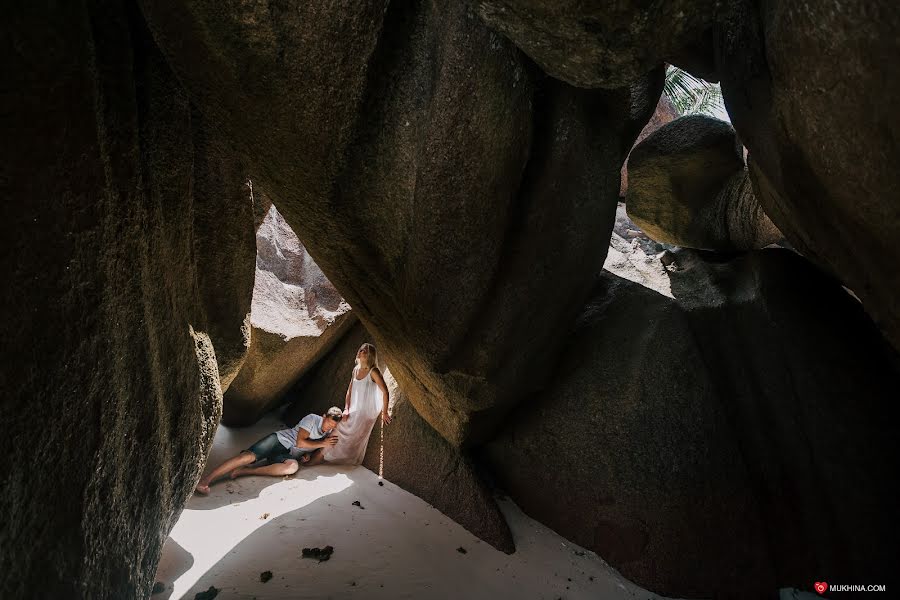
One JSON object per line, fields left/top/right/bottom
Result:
{"left": 194, "top": 407, "right": 343, "bottom": 495}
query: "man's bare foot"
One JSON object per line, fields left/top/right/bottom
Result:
{"left": 300, "top": 454, "right": 311, "bottom": 464}
{"left": 230, "top": 468, "right": 244, "bottom": 479}
{"left": 195, "top": 483, "right": 211, "bottom": 495}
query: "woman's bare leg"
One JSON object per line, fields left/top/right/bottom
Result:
{"left": 231, "top": 459, "right": 299, "bottom": 479}
{"left": 195, "top": 451, "right": 257, "bottom": 494}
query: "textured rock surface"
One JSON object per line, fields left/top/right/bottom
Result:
{"left": 192, "top": 123, "right": 255, "bottom": 392}
{"left": 285, "top": 323, "right": 514, "bottom": 553}
{"left": 666, "top": 28, "right": 719, "bottom": 83}
{"left": 486, "top": 250, "right": 900, "bottom": 598}
{"left": 475, "top": 0, "right": 717, "bottom": 88}
{"left": 223, "top": 205, "right": 355, "bottom": 426}
{"left": 626, "top": 115, "right": 781, "bottom": 251}
{"left": 140, "top": 0, "right": 664, "bottom": 446}
{"left": 715, "top": 0, "right": 900, "bottom": 349}
{"left": 620, "top": 95, "right": 679, "bottom": 196}
{"left": 0, "top": 3, "right": 254, "bottom": 598}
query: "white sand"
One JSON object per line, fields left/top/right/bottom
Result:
{"left": 154, "top": 414, "right": 684, "bottom": 600}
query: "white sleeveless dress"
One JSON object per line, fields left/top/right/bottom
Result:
{"left": 322, "top": 366, "right": 383, "bottom": 465}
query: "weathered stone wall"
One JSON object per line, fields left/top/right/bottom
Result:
{"left": 620, "top": 95, "right": 679, "bottom": 197}
{"left": 715, "top": 0, "right": 900, "bottom": 350}
{"left": 487, "top": 250, "right": 900, "bottom": 598}
{"left": 4, "top": 1, "right": 899, "bottom": 598}
{"left": 139, "top": 0, "right": 664, "bottom": 447}
{"left": 0, "top": 2, "right": 254, "bottom": 597}
{"left": 475, "top": 0, "right": 717, "bottom": 87}
{"left": 626, "top": 115, "right": 781, "bottom": 251}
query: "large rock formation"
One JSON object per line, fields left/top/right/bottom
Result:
{"left": 139, "top": 0, "right": 664, "bottom": 446}
{"left": 0, "top": 3, "right": 255, "bottom": 598}
{"left": 715, "top": 0, "right": 900, "bottom": 349}
{"left": 486, "top": 250, "right": 900, "bottom": 598}
{"left": 223, "top": 204, "right": 355, "bottom": 425}
{"left": 626, "top": 115, "right": 781, "bottom": 251}
{"left": 285, "top": 323, "right": 514, "bottom": 553}
{"left": 360, "top": 376, "right": 515, "bottom": 554}
{"left": 620, "top": 95, "right": 679, "bottom": 197}
{"left": 7, "top": 1, "right": 898, "bottom": 597}
{"left": 666, "top": 30, "right": 719, "bottom": 83}
{"left": 475, "top": 0, "right": 717, "bottom": 88}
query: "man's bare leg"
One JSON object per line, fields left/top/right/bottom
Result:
{"left": 231, "top": 459, "right": 300, "bottom": 479}
{"left": 195, "top": 451, "right": 257, "bottom": 494}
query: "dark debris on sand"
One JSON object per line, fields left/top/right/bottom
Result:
{"left": 151, "top": 581, "right": 165, "bottom": 595}
{"left": 194, "top": 586, "right": 219, "bottom": 600}
{"left": 352, "top": 500, "right": 365, "bottom": 509}
{"left": 378, "top": 481, "right": 384, "bottom": 486}
{"left": 260, "top": 571, "right": 273, "bottom": 583}
{"left": 456, "top": 547, "right": 467, "bottom": 554}
{"left": 302, "top": 546, "right": 334, "bottom": 562}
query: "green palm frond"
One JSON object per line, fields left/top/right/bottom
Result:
{"left": 664, "top": 65, "right": 726, "bottom": 118}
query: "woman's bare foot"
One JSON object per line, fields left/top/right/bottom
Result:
{"left": 195, "top": 483, "right": 211, "bottom": 495}
{"left": 299, "top": 454, "right": 311, "bottom": 464}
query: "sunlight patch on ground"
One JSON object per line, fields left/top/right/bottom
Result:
{"left": 154, "top": 414, "right": 689, "bottom": 599}
{"left": 158, "top": 470, "right": 354, "bottom": 599}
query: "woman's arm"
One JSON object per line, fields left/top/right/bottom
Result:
{"left": 371, "top": 367, "right": 392, "bottom": 424}
{"left": 343, "top": 375, "right": 353, "bottom": 415}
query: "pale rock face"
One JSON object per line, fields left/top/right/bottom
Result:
{"left": 251, "top": 205, "right": 350, "bottom": 339}
{"left": 223, "top": 205, "right": 354, "bottom": 426}
{"left": 604, "top": 202, "right": 674, "bottom": 298}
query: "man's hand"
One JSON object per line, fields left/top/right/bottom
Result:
{"left": 322, "top": 436, "right": 339, "bottom": 448}
{"left": 342, "top": 409, "right": 350, "bottom": 422}
{"left": 382, "top": 411, "right": 392, "bottom": 425}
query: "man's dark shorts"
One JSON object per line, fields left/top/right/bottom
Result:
{"left": 245, "top": 433, "right": 294, "bottom": 464}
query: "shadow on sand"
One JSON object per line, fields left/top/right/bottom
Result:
{"left": 152, "top": 538, "right": 193, "bottom": 599}
{"left": 171, "top": 467, "right": 530, "bottom": 600}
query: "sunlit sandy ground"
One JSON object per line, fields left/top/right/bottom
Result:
{"left": 155, "top": 414, "right": 687, "bottom": 600}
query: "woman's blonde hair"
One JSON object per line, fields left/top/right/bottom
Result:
{"left": 355, "top": 342, "right": 378, "bottom": 371}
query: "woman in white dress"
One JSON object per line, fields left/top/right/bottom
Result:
{"left": 322, "top": 343, "right": 391, "bottom": 465}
